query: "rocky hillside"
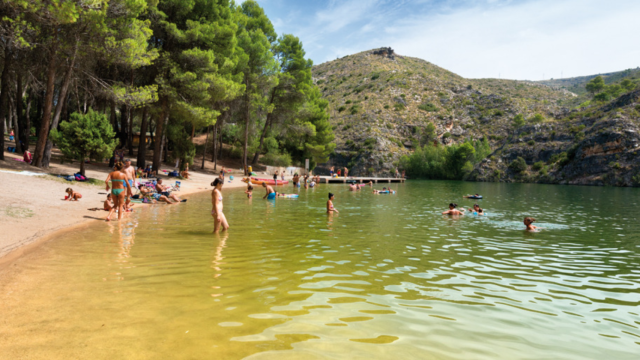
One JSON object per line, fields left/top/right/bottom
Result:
{"left": 469, "top": 89, "right": 640, "bottom": 187}
{"left": 312, "top": 47, "right": 574, "bottom": 176}
{"left": 537, "top": 68, "right": 640, "bottom": 96}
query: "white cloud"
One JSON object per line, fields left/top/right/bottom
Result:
{"left": 281, "top": 0, "right": 640, "bottom": 79}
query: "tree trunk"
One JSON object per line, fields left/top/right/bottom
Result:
{"left": 137, "top": 107, "right": 148, "bottom": 168}
{"left": 201, "top": 125, "right": 209, "bottom": 170}
{"left": 152, "top": 97, "right": 168, "bottom": 172}
{"left": 251, "top": 89, "right": 276, "bottom": 165}
{"left": 242, "top": 78, "right": 250, "bottom": 174}
{"left": 43, "top": 43, "right": 78, "bottom": 168}
{"left": 110, "top": 100, "right": 119, "bottom": 137}
{"left": 0, "top": 45, "right": 12, "bottom": 161}
{"left": 252, "top": 113, "right": 272, "bottom": 165}
{"left": 12, "top": 98, "right": 21, "bottom": 154}
{"left": 127, "top": 107, "right": 134, "bottom": 156}
{"left": 33, "top": 41, "right": 59, "bottom": 167}
{"left": 79, "top": 152, "right": 86, "bottom": 176}
{"left": 120, "top": 104, "right": 128, "bottom": 149}
{"left": 16, "top": 73, "right": 27, "bottom": 152}
{"left": 23, "top": 89, "right": 32, "bottom": 151}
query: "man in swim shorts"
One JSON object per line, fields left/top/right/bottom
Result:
{"left": 262, "top": 182, "right": 276, "bottom": 200}
{"left": 123, "top": 159, "right": 137, "bottom": 211}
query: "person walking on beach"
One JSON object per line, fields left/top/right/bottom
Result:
{"left": 123, "top": 159, "right": 137, "bottom": 211}
{"left": 273, "top": 170, "right": 279, "bottom": 185}
{"left": 211, "top": 178, "right": 229, "bottom": 233}
{"left": 262, "top": 182, "right": 276, "bottom": 199}
{"left": 105, "top": 162, "right": 132, "bottom": 221}
{"left": 330, "top": 166, "right": 334, "bottom": 177}
{"left": 344, "top": 167, "right": 348, "bottom": 178}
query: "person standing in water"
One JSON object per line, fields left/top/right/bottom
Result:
{"left": 273, "top": 170, "right": 279, "bottom": 185}
{"left": 105, "top": 162, "right": 133, "bottom": 221}
{"left": 211, "top": 178, "right": 229, "bottom": 233}
{"left": 327, "top": 193, "right": 339, "bottom": 213}
{"left": 262, "top": 182, "right": 276, "bottom": 199}
{"left": 442, "top": 203, "right": 465, "bottom": 216}
{"left": 524, "top": 217, "right": 538, "bottom": 231}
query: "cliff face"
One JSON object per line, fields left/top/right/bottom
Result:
{"left": 313, "top": 48, "right": 573, "bottom": 177}
{"left": 469, "top": 90, "right": 640, "bottom": 187}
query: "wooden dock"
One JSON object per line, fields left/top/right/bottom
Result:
{"left": 319, "top": 176, "right": 405, "bottom": 184}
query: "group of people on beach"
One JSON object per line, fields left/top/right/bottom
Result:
{"left": 103, "top": 159, "right": 183, "bottom": 221}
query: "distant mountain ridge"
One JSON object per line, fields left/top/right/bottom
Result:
{"left": 536, "top": 68, "right": 640, "bottom": 95}
{"left": 312, "top": 48, "right": 640, "bottom": 187}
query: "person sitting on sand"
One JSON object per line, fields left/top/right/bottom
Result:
{"left": 327, "top": 193, "right": 339, "bottom": 213}
{"left": 442, "top": 203, "right": 465, "bottom": 215}
{"left": 262, "top": 182, "right": 276, "bottom": 200}
{"left": 180, "top": 163, "right": 190, "bottom": 179}
{"left": 468, "top": 204, "right": 484, "bottom": 215}
{"left": 140, "top": 186, "right": 177, "bottom": 205}
{"left": 245, "top": 184, "right": 253, "bottom": 199}
{"left": 155, "top": 180, "right": 182, "bottom": 203}
{"left": 65, "top": 188, "right": 82, "bottom": 201}
{"left": 104, "top": 194, "right": 114, "bottom": 211}
{"left": 524, "top": 217, "right": 538, "bottom": 231}
{"left": 23, "top": 150, "right": 33, "bottom": 164}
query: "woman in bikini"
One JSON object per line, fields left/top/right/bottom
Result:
{"left": 105, "top": 162, "right": 132, "bottom": 221}
{"left": 327, "top": 193, "right": 339, "bottom": 213}
{"left": 211, "top": 178, "right": 229, "bottom": 233}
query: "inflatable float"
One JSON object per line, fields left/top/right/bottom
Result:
{"left": 466, "top": 195, "right": 483, "bottom": 199}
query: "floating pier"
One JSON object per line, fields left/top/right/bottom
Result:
{"left": 319, "top": 176, "right": 405, "bottom": 184}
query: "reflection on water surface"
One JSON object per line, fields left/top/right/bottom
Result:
{"left": 1, "top": 181, "right": 639, "bottom": 359}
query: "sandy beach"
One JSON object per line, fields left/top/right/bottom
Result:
{"left": 0, "top": 150, "right": 248, "bottom": 265}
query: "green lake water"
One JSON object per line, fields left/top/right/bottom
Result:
{"left": 1, "top": 181, "right": 640, "bottom": 359}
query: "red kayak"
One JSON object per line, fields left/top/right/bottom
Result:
{"left": 250, "top": 177, "right": 289, "bottom": 186}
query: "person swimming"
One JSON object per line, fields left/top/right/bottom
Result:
{"left": 468, "top": 204, "right": 484, "bottom": 215}
{"left": 327, "top": 193, "right": 339, "bottom": 213}
{"left": 524, "top": 217, "right": 538, "bottom": 231}
{"left": 442, "top": 203, "right": 465, "bottom": 215}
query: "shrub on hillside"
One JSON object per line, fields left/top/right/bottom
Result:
{"left": 509, "top": 157, "right": 527, "bottom": 173}
{"left": 338, "top": 106, "right": 346, "bottom": 112}
{"left": 418, "top": 102, "right": 438, "bottom": 112}
{"left": 394, "top": 103, "right": 405, "bottom": 111}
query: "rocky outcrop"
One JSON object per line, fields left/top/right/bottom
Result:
{"left": 469, "top": 92, "right": 640, "bottom": 187}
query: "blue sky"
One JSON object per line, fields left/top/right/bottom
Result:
{"left": 249, "top": 0, "right": 640, "bottom": 80}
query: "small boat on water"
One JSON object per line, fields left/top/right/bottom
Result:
{"left": 250, "top": 177, "right": 290, "bottom": 186}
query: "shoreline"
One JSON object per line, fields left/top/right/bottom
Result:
{"left": 0, "top": 156, "right": 249, "bottom": 267}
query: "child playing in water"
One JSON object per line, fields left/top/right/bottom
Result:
{"left": 245, "top": 184, "right": 253, "bottom": 199}
{"left": 524, "top": 217, "right": 538, "bottom": 231}
{"left": 442, "top": 203, "right": 464, "bottom": 215}
{"left": 468, "top": 204, "right": 484, "bottom": 215}
{"left": 327, "top": 193, "right": 339, "bottom": 213}
{"left": 104, "top": 194, "right": 114, "bottom": 211}
{"left": 65, "top": 188, "right": 82, "bottom": 201}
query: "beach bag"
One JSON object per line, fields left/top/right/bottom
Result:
{"left": 74, "top": 173, "right": 86, "bottom": 181}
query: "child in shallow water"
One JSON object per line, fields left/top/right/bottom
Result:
{"left": 65, "top": 188, "right": 82, "bottom": 201}
{"left": 524, "top": 217, "right": 538, "bottom": 231}
{"left": 327, "top": 193, "right": 339, "bottom": 213}
{"left": 245, "top": 184, "right": 253, "bottom": 199}
{"left": 468, "top": 204, "right": 484, "bottom": 215}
